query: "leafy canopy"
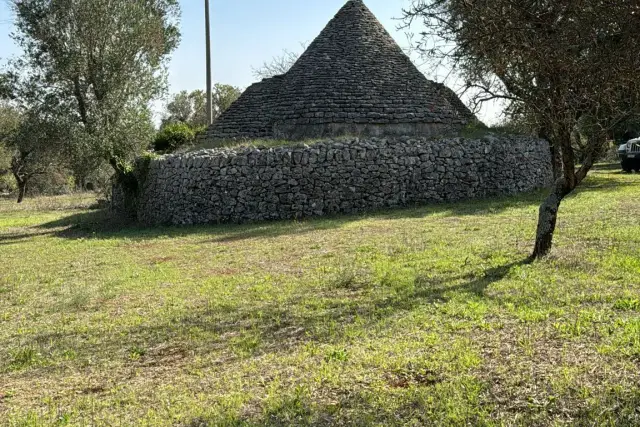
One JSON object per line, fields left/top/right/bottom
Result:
{"left": 0, "top": 101, "right": 71, "bottom": 201}
{"left": 162, "top": 86, "right": 242, "bottom": 129}
{"left": 403, "top": 0, "right": 640, "bottom": 149}
{"left": 10, "top": 0, "right": 181, "bottom": 172}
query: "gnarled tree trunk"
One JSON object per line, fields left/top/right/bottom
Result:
{"left": 531, "top": 178, "right": 574, "bottom": 258}
{"left": 531, "top": 132, "right": 598, "bottom": 260}
{"left": 540, "top": 127, "right": 563, "bottom": 181}
{"left": 16, "top": 178, "right": 27, "bottom": 203}
{"left": 11, "top": 163, "right": 27, "bottom": 203}
{"left": 550, "top": 144, "right": 563, "bottom": 181}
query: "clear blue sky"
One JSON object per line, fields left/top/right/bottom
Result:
{"left": 0, "top": 0, "right": 501, "bottom": 123}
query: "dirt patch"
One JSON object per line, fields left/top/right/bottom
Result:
{"left": 149, "top": 256, "right": 178, "bottom": 265}
{"left": 385, "top": 368, "right": 443, "bottom": 389}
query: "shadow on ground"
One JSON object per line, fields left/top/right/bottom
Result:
{"left": 0, "top": 252, "right": 591, "bottom": 426}
{"left": 0, "top": 164, "right": 634, "bottom": 247}
{"left": 6, "top": 192, "right": 549, "bottom": 245}
{"left": 1, "top": 164, "right": 637, "bottom": 425}
{"left": 6, "top": 252, "right": 528, "bottom": 371}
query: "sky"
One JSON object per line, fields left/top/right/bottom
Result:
{"left": 0, "top": 0, "right": 502, "bottom": 123}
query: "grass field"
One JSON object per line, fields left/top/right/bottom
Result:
{"left": 0, "top": 165, "right": 638, "bottom": 426}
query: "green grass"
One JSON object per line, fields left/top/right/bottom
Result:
{"left": 0, "top": 166, "right": 638, "bottom": 426}
{"left": 185, "top": 137, "right": 326, "bottom": 152}
{"left": 186, "top": 126, "right": 518, "bottom": 153}
{"left": 185, "top": 133, "right": 444, "bottom": 152}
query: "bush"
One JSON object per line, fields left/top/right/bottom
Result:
{"left": 604, "top": 141, "right": 623, "bottom": 162}
{"left": 0, "top": 174, "right": 16, "bottom": 194}
{"left": 153, "top": 122, "right": 196, "bottom": 153}
{"left": 29, "top": 169, "right": 75, "bottom": 196}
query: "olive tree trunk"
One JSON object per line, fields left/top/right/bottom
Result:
{"left": 531, "top": 178, "right": 573, "bottom": 258}
{"left": 550, "top": 144, "right": 563, "bottom": 181}
{"left": 16, "top": 180, "right": 27, "bottom": 203}
{"left": 11, "top": 165, "right": 28, "bottom": 204}
{"left": 531, "top": 134, "right": 596, "bottom": 260}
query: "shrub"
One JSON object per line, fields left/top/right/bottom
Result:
{"left": 152, "top": 122, "right": 196, "bottom": 153}
{"left": 0, "top": 174, "right": 16, "bottom": 194}
{"left": 29, "top": 168, "right": 75, "bottom": 196}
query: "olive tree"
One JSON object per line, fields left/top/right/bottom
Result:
{"left": 0, "top": 74, "right": 13, "bottom": 100}
{"left": 403, "top": 0, "right": 640, "bottom": 259}
{"left": 162, "top": 86, "right": 241, "bottom": 129}
{"left": 0, "top": 103, "right": 66, "bottom": 202}
{"left": 9, "top": 0, "right": 181, "bottom": 176}
{"left": 0, "top": 105, "right": 21, "bottom": 184}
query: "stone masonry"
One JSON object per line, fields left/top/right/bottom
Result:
{"left": 132, "top": 136, "right": 553, "bottom": 225}
{"left": 201, "top": 0, "right": 477, "bottom": 142}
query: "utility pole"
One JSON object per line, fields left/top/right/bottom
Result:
{"left": 205, "top": 0, "right": 213, "bottom": 125}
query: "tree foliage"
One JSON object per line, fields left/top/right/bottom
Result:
{"left": 162, "top": 85, "right": 241, "bottom": 129}
{"left": 403, "top": 0, "right": 640, "bottom": 258}
{"left": 211, "top": 84, "right": 242, "bottom": 120}
{"left": 9, "top": 0, "right": 181, "bottom": 175}
{"left": 612, "top": 116, "right": 640, "bottom": 143}
{"left": 0, "top": 105, "right": 20, "bottom": 185}
{"left": 0, "top": 73, "right": 15, "bottom": 100}
{"left": 153, "top": 122, "right": 195, "bottom": 153}
{"left": 0, "top": 103, "right": 67, "bottom": 202}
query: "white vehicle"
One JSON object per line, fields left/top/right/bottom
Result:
{"left": 618, "top": 138, "right": 640, "bottom": 172}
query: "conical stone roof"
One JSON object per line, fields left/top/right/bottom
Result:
{"left": 203, "top": 0, "right": 476, "bottom": 142}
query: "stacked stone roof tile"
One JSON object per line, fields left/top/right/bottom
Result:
{"left": 203, "top": 0, "right": 477, "bottom": 142}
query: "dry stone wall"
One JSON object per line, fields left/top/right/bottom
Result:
{"left": 130, "top": 136, "right": 552, "bottom": 226}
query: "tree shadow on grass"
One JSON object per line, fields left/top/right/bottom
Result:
{"left": 1, "top": 164, "right": 630, "bottom": 246}
{"left": 0, "top": 255, "right": 530, "bottom": 426}
{"left": 590, "top": 162, "right": 629, "bottom": 173}
{"left": 2, "top": 251, "right": 529, "bottom": 377}
{"left": 574, "top": 172, "right": 637, "bottom": 190}
{"left": 0, "top": 190, "right": 548, "bottom": 245}
{"left": 0, "top": 230, "right": 56, "bottom": 245}
{"left": 1, "top": 166, "right": 632, "bottom": 247}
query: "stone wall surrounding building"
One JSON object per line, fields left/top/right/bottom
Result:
{"left": 127, "top": 135, "right": 553, "bottom": 226}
